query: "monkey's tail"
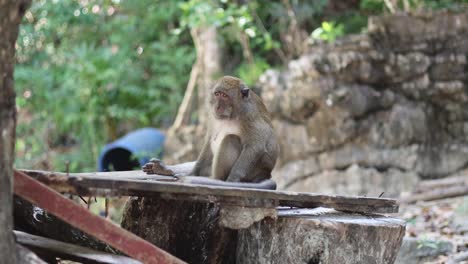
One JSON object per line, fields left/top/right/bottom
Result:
{"left": 178, "top": 176, "right": 277, "bottom": 190}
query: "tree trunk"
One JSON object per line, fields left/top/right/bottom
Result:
{"left": 0, "top": 1, "right": 30, "bottom": 263}
{"left": 191, "top": 26, "right": 222, "bottom": 127}
{"left": 163, "top": 27, "right": 222, "bottom": 164}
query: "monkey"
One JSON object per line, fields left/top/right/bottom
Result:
{"left": 191, "top": 75, "right": 279, "bottom": 182}
{"left": 143, "top": 76, "right": 279, "bottom": 190}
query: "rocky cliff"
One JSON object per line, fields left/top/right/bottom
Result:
{"left": 258, "top": 10, "right": 468, "bottom": 197}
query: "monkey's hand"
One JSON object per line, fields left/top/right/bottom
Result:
{"left": 142, "top": 158, "right": 175, "bottom": 176}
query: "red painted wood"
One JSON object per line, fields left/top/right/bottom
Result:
{"left": 13, "top": 169, "right": 186, "bottom": 264}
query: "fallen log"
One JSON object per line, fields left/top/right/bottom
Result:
{"left": 414, "top": 175, "right": 468, "bottom": 192}
{"left": 402, "top": 185, "right": 468, "bottom": 204}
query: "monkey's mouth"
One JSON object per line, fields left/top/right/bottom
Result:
{"left": 215, "top": 105, "right": 230, "bottom": 118}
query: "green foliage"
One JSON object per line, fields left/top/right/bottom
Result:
{"left": 360, "top": 0, "right": 386, "bottom": 12}
{"left": 421, "top": 0, "right": 468, "bottom": 9}
{"left": 311, "top": 21, "right": 344, "bottom": 43}
{"left": 177, "top": 0, "right": 271, "bottom": 53}
{"left": 237, "top": 58, "right": 271, "bottom": 86}
{"left": 360, "top": 0, "right": 468, "bottom": 12}
{"left": 337, "top": 13, "right": 369, "bottom": 34}
{"left": 15, "top": 0, "right": 195, "bottom": 171}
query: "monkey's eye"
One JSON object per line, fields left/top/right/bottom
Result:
{"left": 214, "top": 91, "right": 228, "bottom": 98}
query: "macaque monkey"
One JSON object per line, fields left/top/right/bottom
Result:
{"left": 143, "top": 76, "right": 279, "bottom": 190}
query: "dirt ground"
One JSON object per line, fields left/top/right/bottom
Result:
{"left": 398, "top": 195, "right": 468, "bottom": 263}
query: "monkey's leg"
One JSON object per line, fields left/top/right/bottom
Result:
{"left": 212, "top": 135, "right": 241, "bottom": 181}
{"left": 226, "top": 147, "right": 263, "bottom": 183}
{"left": 243, "top": 153, "right": 277, "bottom": 183}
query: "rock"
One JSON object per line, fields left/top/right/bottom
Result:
{"left": 415, "top": 145, "right": 468, "bottom": 179}
{"left": 368, "top": 11, "right": 468, "bottom": 53}
{"left": 395, "top": 237, "right": 453, "bottom": 264}
{"left": 272, "top": 157, "right": 321, "bottom": 189}
{"left": 317, "top": 145, "right": 419, "bottom": 172}
{"left": 367, "top": 104, "right": 427, "bottom": 148}
{"left": 305, "top": 106, "right": 356, "bottom": 151}
{"left": 284, "top": 164, "right": 418, "bottom": 197}
{"left": 259, "top": 10, "right": 468, "bottom": 194}
{"left": 429, "top": 54, "right": 466, "bottom": 81}
{"left": 272, "top": 120, "right": 316, "bottom": 163}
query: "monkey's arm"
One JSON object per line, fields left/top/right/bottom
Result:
{"left": 190, "top": 137, "right": 213, "bottom": 176}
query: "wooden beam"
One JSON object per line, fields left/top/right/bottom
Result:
{"left": 15, "top": 230, "right": 141, "bottom": 264}
{"left": 19, "top": 169, "right": 399, "bottom": 214}
{"left": 13, "top": 170, "right": 186, "bottom": 264}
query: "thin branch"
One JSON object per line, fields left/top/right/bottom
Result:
{"left": 171, "top": 59, "right": 200, "bottom": 131}
{"left": 239, "top": 31, "right": 254, "bottom": 64}
{"left": 251, "top": 10, "right": 288, "bottom": 64}
{"left": 383, "top": 0, "right": 396, "bottom": 13}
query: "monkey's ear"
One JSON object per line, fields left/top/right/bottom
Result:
{"left": 240, "top": 85, "right": 250, "bottom": 98}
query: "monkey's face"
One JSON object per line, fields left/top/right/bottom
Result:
{"left": 210, "top": 76, "right": 250, "bottom": 120}
{"left": 211, "top": 89, "right": 235, "bottom": 119}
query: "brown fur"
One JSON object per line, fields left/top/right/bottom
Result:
{"left": 190, "top": 76, "right": 279, "bottom": 183}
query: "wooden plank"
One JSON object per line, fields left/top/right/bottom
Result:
{"left": 20, "top": 169, "right": 178, "bottom": 181}
{"left": 19, "top": 169, "right": 277, "bottom": 189}
{"left": 19, "top": 169, "right": 399, "bottom": 214}
{"left": 13, "top": 170, "right": 186, "bottom": 264}
{"left": 15, "top": 230, "right": 141, "bottom": 264}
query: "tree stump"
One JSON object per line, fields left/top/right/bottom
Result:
{"left": 121, "top": 197, "right": 237, "bottom": 264}
{"left": 122, "top": 199, "right": 405, "bottom": 264}
{"left": 238, "top": 208, "right": 405, "bottom": 264}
